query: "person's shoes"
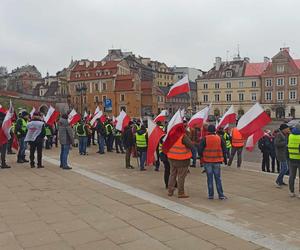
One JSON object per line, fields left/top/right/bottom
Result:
{"left": 129, "top": 165, "right": 135, "bottom": 169}
{"left": 96, "top": 151, "right": 100, "bottom": 153}
{"left": 282, "top": 182, "right": 288, "bottom": 186}
{"left": 208, "top": 196, "right": 214, "bottom": 200}
{"left": 178, "top": 194, "right": 189, "bottom": 198}
{"left": 271, "top": 170, "right": 275, "bottom": 173}
{"left": 121, "top": 151, "right": 125, "bottom": 154}
{"left": 168, "top": 191, "right": 174, "bottom": 196}
{"left": 202, "top": 169, "right": 206, "bottom": 173}
{"left": 266, "top": 169, "right": 270, "bottom": 172}
{"left": 30, "top": 164, "right": 35, "bottom": 168}
{"left": 289, "top": 192, "right": 296, "bottom": 197}
{"left": 17, "top": 159, "right": 24, "bottom": 163}
{"left": 190, "top": 164, "right": 196, "bottom": 168}
{"left": 1, "top": 164, "right": 11, "bottom": 169}
{"left": 116, "top": 151, "right": 120, "bottom": 154}
{"left": 23, "top": 159, "right": 29, "bottom": 163}
{"left": 140, "top": 168, "right": 146, "bottom": 171}
{"left": 63, "top": 167, "right": 72, "bottom": 170}
{"left": 262, "top": 169, "right": 266, "bottom": 172}
{"left": 126, "top": 166, "right": 130, "bottom": 169}
{"left": 37, "top": 165, "right": 44, "bottom": 168}
{"left": 275, "top": 181, "right": 282, "bottom": 188}
{"left": 219, "top": 196, "right": 228, "bottom": 200}
{"left": 154, "top": 168, "right": 159, "bottom": 172}
{"left": 80, "top": 153, "right": 83, "bottom": 155}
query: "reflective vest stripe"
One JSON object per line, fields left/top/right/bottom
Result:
{"left": 167, "top": 135, "right": 192, "bottom": 160}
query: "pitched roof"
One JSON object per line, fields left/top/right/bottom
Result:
{"left": 44, "top": 81, "right": 59, "bottom": 96}
{"left": 294, "top": 59, "right": 300, "bottom": 69}
{"left": 244, "top": 62, "right": 269, "bottom": 76}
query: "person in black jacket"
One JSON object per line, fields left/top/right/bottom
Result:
{"left": 258, "top": 130, "right": 272, "bottom": 172}
{"left": 122, "top": 121, "right": 134, "bottom": 169}
{"left": 95, "top": 119, "right": 106, "bottom": 154}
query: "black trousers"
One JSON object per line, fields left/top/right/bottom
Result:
{"left": 262, "top": 151, "right": 270, "bottom": 172}
{"left": 115, "top": 137, "right": 124, "bottom": 152}
{"left": 29, "top": 140, "right": 43, "bottom": 166}
{"left": 0, "top": 143, "right": 7, "bottom": 166}
{"left": 271, "top": 157, "right": 280, "bottom": 173}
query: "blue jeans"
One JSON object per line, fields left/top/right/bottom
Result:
{"left": 18, "top": 137, "right": 26, "bottom": 160}
{"left": 204, "top": 163, "right": 225, "bottom": 198}
{"left": 98, "top": 134, "right": 105, "bottom": 153}
{"left": 60, "top": 144, "right": 70, "bottom": 168}
{"left": 191, "top": 146, "right": 197, "bottom": 165}
{"left": 276, "top": 160, "right": 288, "bottom": 185}
{"left": 139, "top": 151, "right": 147, "bottom": 170}
{"left": 78, "top": 136, "right": 88, "bottom": 154}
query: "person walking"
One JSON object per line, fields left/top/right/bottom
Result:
{"left": 167, "top": 129, "right": 193, "bottom": 198}
{"left": 16, "top": 111, "right": 29, "bottom": 163}
{"left": 287, "top": 122, "right": 300, "bottom": 198}
{"left": 199, "top": 124, "right": 227, "bottom": 200}
{"left": 135, "top": 125, "right": 148, "bottom": 171}
{"left": 258, "top": 130, "right": 272, "bottom": 172}
{"left": 105, "top": 120, "right": 114, "bottom": 152}
{"left": 0, "top": 111, "right": 11, "bottom": 169}
{"left": 25, "top": 112, "right": 46, "bottom": 168}
{"left": 122, "top": 121, "right": 135, "bottom": 169}
{"left": 274, "top": 123, "right": 290, "bottom": 187}
{"left": 228, "top": 127, "right": 244, "bottom": 168}
{"left": 76, "top": 120, "right": 88, "bottom": 155}
{"left": 58, "top": 114, "right": 74, "bottom": 170}
{"left": 95, "top": 118, "right": 106, "bottom": 154}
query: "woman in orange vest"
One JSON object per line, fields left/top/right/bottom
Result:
{"left": 167, "top": 131, "right": 193, "bottom": 198}
{"left": 199, "top": 124, "right": 227, "bottom": 200}
{"left": 227, "top": 127, "right": 244, "bottom": 168}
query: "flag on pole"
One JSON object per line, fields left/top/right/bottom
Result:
{"left": 116, "top": 110, "right": 130, "bottom": 131}
{"left": 146, "top": 118, "right": 165, "bottom": 166}
{"left": 166, "top": 75, "right": 190, "bottom": 98}
{"left": 30, "top": 107, "right": 36, "bottom": 118}
{"left": 237, "top": 103, "right": 271, "bottom": 139}
{"left": 216, "top": 105, "right": 236, "bottom": 130}
{"left": 44, "top": 106, "right": 60, "bottom": 126}
{"left": 68, "top": 109, "right": 81, "bottom": 126}
{"left": 154, "top": 110, "right": 168, "bottom": 123}
{"left": 245, "top": 129, "right": 264, "bottom": 151}
{"left": 188, "top": 104, "right": 211, "bottom": 128}
{"left": 0, "top": 101, "right": 14, "bottom": 145}
{"left": 90, "top": 109, "right": 104, "bottom": 127}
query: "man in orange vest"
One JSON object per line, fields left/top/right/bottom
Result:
{"left": 199, "top": 124, "right": 227, "bottom": 200}
{"left": 228, "top": 127, "right": 244, "bottom": 168}
{"left": 167, "top": 130, "right": 193, "bottom": 198}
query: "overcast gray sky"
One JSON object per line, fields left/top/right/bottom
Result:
{"left": 1, "top": 0, "right": 300, "bottom": 76}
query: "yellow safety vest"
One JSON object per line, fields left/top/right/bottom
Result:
{"left": 288, "top": 134, "right": 300, "bottom": 160}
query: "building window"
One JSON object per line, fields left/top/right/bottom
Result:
{"left": 265, "top": 92, "right": 272, "bottom": 101}
{"left": 290, "top": 77, "right": 297, "bottom": 85}
{"left": 277, "top": 91, "right": 284, "bottom": 100}
{"left": 277, "top": 78, "right": 284, "bottom": 86}
{"left": 277, "top": 65, "right": 285, "bottom": 74}
{"left": 226, "top": 93, "right": 231, "bottom": 101}
{"left": 239, "top": 81, "right": 244, "bottom": 88}
{"left": 251, "top": 81, "right": 257, "bottom": 88}
{"left": 75, "top": 73, "right": 80, "bottom": 78}
{"left": 203, "top": 83, "right": 208, "bottom": 89}
{"left": 83, "top": 96, "right": 87, "bottom": 104}
{"left": 225, "top": 71, "right": 232, "bottom": 77}
{"left": 94, "top": 96, "right": 99, "bottom": 103}
{"left": 215, "top": 94, "right": 220, "bottom": 102}
{"left": 215, "top": 83, "right": 219, "bottom": 89}
{"left": 239, "top": 93, "right": 244, "bottom": 101}
{"left": 265, "top": 79, "right": 272, "bottom": 87}
{"left": 226, "top": 82, "right": 231, "bottom": 88}
{"left": 120, "top": 106, "right": 126, "bottom": 112}
{"left": 203, "top": 94, "right": 208, "bottom": 102}
{"left": 120, "top": 94, "right": 125, "bottom": 102}
{"left": 95, "top": 83, "right": 99, "bottom": 91}
{"left": 251, "top": 93, "right": 257, "bottom": 101}
{"left": 289, "top": 90, "right": 297, "bottom": 100}
{"left": 102, "top": 82, "right": 107, "bottom": 91}
{"left": 85, "top": 72, "right": 90, "bottom": 77}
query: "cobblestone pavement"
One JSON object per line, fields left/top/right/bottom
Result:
{"left": 0, "top": 145, "right": 298, "bottom": 250}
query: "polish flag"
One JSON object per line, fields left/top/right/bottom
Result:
{"left": 44, "top": 106, "right": 60, "bottom": 126}
{"left": 90, "top": 109, "right": 103, "bottom": 127}
{"left": 217, "top": 105, "right": 236, "bottom": 130}
{"left": 188, "top": 105, "right": 211, "bottom": 128}
{"left": 84, "top": 111, "right": 88, "bottom": 119}
{"left": 94, "top": 106, "right": 100, "bottom": 115}
{"left": 30, "top": 107, "right": 36, "bottom": 118}
{"left": 237, "top": 103, "right": 271, "bottom": 139}
{"left": 154, "top": 110, "right": 168, "bottom": 123}
{"left": 245, "top": 129, "right": 264, "bottom": 152}
{"left": 0, "top": 101, "right": 14, "bottom": 145}
{"left": 146, "top": 118, "right": 165, "bottom": 166}
{"left": 0, "top": 105, "right": 7, "bottom": 114}
{"left": 68, "top": 109, "right": 81, "bottom": 126}
{"left": 162, "top": 109, "right": 185, "bottom": 153}
{"left": 167, "top": 75, "right": 190, "bottom": 98}
{"left": 116, "top": 110, "right": 130, "bottom": 131}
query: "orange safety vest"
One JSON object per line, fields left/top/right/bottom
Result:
{"left": 203, "top": 135, "right": 224, "bottom": 163}
{"left": 231, "top": 127, "right": 244, "bottom": 147}
{"left": 167, "top": 135, "right": 192, "bottom": 160}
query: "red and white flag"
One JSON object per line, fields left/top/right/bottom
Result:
{"left": 162, "top": 109, "right": 185, "bottom": 153}
{"left": 167, "top": 75, "right": 190, "bottom": 98}
{"left": 90, "top": 109, "right": 103, "bottom": 127}
{"left": 30, "top": 107, "right": 36, "bottom": 118}
{"left": 217, "top": 105, "right": 236, "bottom": 130}
{"left": 237, "top": 103, "right": 271, "bottom": 139}
{"left": 0, "top": 104, "right": 7, "bottom": 114}
{"left": 0, "top": 101, "right": 14, "bottom": 145}
{"left": 245, "top": 129, "right": 264, "bottom": 152}
{"left": 44, "top": 106, "right": 60, "bottom": 126}
{"left": 68, "top": 109, "right": 81, "bottom": 126}
{"left": 94, "top": 106, "right": 100, "bottom": 115}
{"left": 116, "top": 110, "right": 130, "bottom": 131}
{"left": 154, "top": 110, "right": 168, "bottom": 123}
{"left": 146, "top": 118, "right": 165, "bottom": 166}
{"left": 188, "top": 104, "right": 211, "bottom": 128}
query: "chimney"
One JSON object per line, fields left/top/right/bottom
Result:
{"left": 280, "top": 47, "right": 290, "bottom": 52}
{"left": 215, "top": 57, "right": 222, "bottom": 71}
{"left": 264, "top": 57, "right": 270, "bottom": 63}
{"left": 244, "top": 57, "right": 250, "bottom": 63}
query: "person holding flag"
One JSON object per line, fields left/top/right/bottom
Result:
{"left": 0, "top": 110, "right": 11, "bottom": 168}
{"left": 15, "top": 111, "right": 30, "bottom": 163}
{"left": 135, "top": 124, "right": 148, "bottom": 171}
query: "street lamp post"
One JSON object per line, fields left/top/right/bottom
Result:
{"left": 76, "top": 83, "right": 87, "bottom": 115}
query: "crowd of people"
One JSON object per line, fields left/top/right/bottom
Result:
{"left": 0, "top": 108, "right": 299, "bottom": 199}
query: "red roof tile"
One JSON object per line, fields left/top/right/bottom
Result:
{"left": 294, "top": 59, "right": 300, "bottom": 69}
{"left": 244, "top": 62, "right": 269, "bottom": 76}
